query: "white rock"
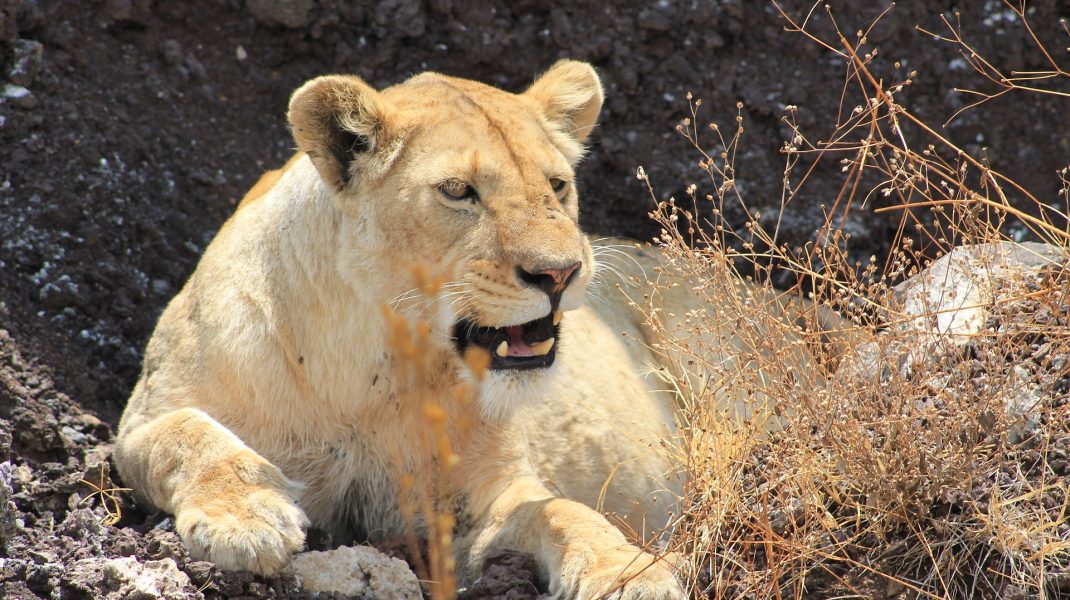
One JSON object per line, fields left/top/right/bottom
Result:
{"left": 97, "top": 556, "right": 195, "bottom": 599}
{"left": 1006, "top": 364, "right": 1042, "bottom": 442}
{"left": 0, "top": 462, "right": 23, "bottom": 550}
{"left": 838, "top": 242, "right": 1064, "bottom": 384}
{"left": 2, "top": 83, "right": 31, "bottom": 100}
{"left": 2, "top": 83, "right": 37, "bottom": 108}
{"left": 893, "top": 242, "right": 1062, "bottom": 344}
{"left": 294, "top": 545, "right": 422, "bottom": 599}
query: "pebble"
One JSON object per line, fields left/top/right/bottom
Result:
{"left": 2, "top": 84, "right": 37, "bottom": 109}
{"left": 637, "top": 8, "right": 672, "bottom": 31}
{"left": 247, "top": 0, "right": 315, "bottom": 28}
{"left": 59, "top": 425, "right": 87, "bottom": 445}
{"left": 184, "top": 53, "right": 207, "bottom": 80}
{"left": 160, "top": 39, "right": 183, "bottom": 66}
{"left": 9, "top": 39, "right": 44, "bottom": 87}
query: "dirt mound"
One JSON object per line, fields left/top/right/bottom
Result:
{"left": 2, "top": 1, "right": 1067, "bottom": 598}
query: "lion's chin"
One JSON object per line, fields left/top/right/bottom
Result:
{"left": 451, "top": 311, "right": 562, "bottom": 371}
{"left": 472, "top": 358, "right": 566, "bottom": 423}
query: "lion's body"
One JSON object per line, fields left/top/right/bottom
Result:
{"left": 121, "top": 150, "right": 680, "bottom": 535}
{"left": 115, "top": 62, "right": 826, "bottom": 598}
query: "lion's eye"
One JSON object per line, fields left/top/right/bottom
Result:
{"left": 550, "top": 178, "right": 569, "bottom": 195}
{"left": 439, "top": 180, "right": 478, "bottom": 202}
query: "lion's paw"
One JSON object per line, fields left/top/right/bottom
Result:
{"left": 561, "top": 548, "right": 686, "bottom": 600}
{"left": 174, "top": 452, "right": 309, "bottom": 575}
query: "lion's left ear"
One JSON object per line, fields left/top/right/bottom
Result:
{"left": 524, "top": 60, "right": 604, "bottom": 144}
{"left": 288, "top": 74, "right": 396, "bottom": 192}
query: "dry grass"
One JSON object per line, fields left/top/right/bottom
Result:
{"left": 635, "top": 3, "right": 1070, "bottom": 598}
{"left": 382, "top": 265, "right": 490, "bottom": 600}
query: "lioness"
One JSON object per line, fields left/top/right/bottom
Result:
{"left": 116, "top": 61, "right": 756, "bottom": 598}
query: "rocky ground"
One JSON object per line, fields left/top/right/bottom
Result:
{"left": 1, "top": 1, "right": 1068, "bottom": 598}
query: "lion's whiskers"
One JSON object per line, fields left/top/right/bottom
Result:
{"left": 591, "top": 260, "right": 630, "bottom": 290}
{"left": 390, "top": 287, "right": 424, "bottom": 308}
{"left": 592, "top": 244, "right": 647, "bottom": 279}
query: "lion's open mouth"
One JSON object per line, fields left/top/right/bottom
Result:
{"left": 451, "top": 311, "right": 562, "bottom": 371}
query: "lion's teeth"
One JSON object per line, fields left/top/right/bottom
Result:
{"left": 495, "top": 341, "right": 508, "bottom": 358}
{"left": 552, "top": 311, "right": 563, "bottom": 326}
{"left": 531, "top": 338, "right": 555, "bottom": 356}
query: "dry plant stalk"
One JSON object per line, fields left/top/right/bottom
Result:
{"left": 382, "top": 265, "right": 489, "bottom": 600}
{"left": 916, "top": 1, "right": 1070, "bottom": 125}
{"left": 638, "top": 3, "right": 1070, "bottom": 599}
{"left": 79, "top": 461, "right": 132, "bottom": 527}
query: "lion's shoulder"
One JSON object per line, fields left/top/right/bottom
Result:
{"left": 237, "top": 152, "right": 306, "bottom": 210}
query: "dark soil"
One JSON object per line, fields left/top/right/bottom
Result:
{"left": 1, "top": 1, "right": 1067, "bottom": 598}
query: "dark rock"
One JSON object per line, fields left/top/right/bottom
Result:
{"left": 101, "top": 0, "right": 154, "bottom": 25}
{"left": 638, "top": 8, "right": 673, "bottom": 32}
{"left": 184, "top": 560, "right": 214, "bottom": 586}
{"left": 184, "top": 53, "right": 207, "bottom": 80}
{"left": 59, "top": 558, "right": 106, "bottom": 598}
{"left": 209, "top": 568, "right": 255, "bottom": 596}
{"left": 459, "top": 551, "right": 542, "bottom": 599}
{"left": 159, "top": 39, "right": 183, "bottom": 66}
{"left": 58, "top": 508, "right": 107, "bottom": 547}
{"left": 247, "top": 0, "right": 315, "bottom": 29}
{"left": 143, "top": 529, "right": 190, "bottom": 566}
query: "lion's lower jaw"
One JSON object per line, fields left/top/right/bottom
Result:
{"left": 469, "top": 363, "right": 566, "bottom": 423}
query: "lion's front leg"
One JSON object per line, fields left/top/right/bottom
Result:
{"left": 115, "top": 407, "right": 309, "bottom": 575}
{"left": 463, "top": 477, "right": 684, "bottom": 600}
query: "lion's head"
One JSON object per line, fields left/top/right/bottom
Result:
{"left": 287, "top": 61, "right": 603, "bottom": 375}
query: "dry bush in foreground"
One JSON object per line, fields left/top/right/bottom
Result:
{"left": 633, "top": 3, "right": 1070, "bottom": 598}
{"left": 383, "top": 266, "right": 491, "bottom": 600}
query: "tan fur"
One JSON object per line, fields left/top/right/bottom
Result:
{"left": 115, "top": 61, "right": 804, "bottom": 598}
{"left": 235, "top": 152, "right": 304, "bottom": 210}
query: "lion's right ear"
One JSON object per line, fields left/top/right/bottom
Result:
{"left": 524, "top": 60, "right": 604, "bottom": 145}
{"left": 288, "top": 75, "right": 394, "bottom": 192}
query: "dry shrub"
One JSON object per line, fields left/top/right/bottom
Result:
{"left": 638, "top": 3, "right": 1070, "bottom": 598}
{"left": 382, "top": 265, "right": 490, "bottom": 600}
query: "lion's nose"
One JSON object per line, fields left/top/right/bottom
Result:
{"left": 517, "top": 261, "right": 582, "bottom": 299}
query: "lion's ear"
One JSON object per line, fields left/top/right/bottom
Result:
{"left": 524, "top": 60, "right": 604, "bottom": 144}
{"left": 288, "top": 75, "right": 393, "bottom": 191}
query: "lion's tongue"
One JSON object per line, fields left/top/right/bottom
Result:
{"left": 505, "top": 325, "right": 534, "bottom": 357}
